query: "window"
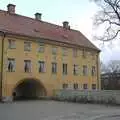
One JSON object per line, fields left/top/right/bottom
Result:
{"left": 63, "top": 64, "right": 67, "bottom": 75}
{"left": 83, "top": 84, "right": 88, "bottom": 89}
{"left": 82, "top": 49, "right": 86, "bottom": 58}
{"left": 91, "top": 66, "right": 96, "bottom": 76}
{"left": 91, "top": 52, "right": 95, "bottom": 60}
{"left": 24, "top": 41, "right": 31, "bottom": 51}
{"left": 63, "top": 84, "right": 68, "bottom": 89}
{"left": 73, "top": 48, "right": 78, "bottom": 57}
{"left": 52, "top": 62, "right": 57, "bottom": 73}
{"left": 73, "top": 64, "right": 79, "bottom": 75}
{"left": 7, "top": 58, "right": 15, "bottom": 72}
{"left": 8, "top": 39, "right": 16, "bottom": 49}
{"left": 62, "top": 48, "right": 67, "bottom": 56}
{"left": 38, "top": 61, "right": 45, "bottom": 73}
{"left": 83, "top": 65, "right": 88, "bottom": 76}
{"left": 38, "top": 43, "right": 44, "bottom": 53}
{"left": 92, "top": 84, "right": 96, "bottom": 90}
{"left": 24, "top": 60, "right": 31, "bottom": 72}
{"left": 52, "top": 47, "right": 57, "bottom": 55}
{"left": 73, "top": 83, "right": 78, "bottom": 90}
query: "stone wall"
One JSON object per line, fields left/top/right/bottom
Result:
{"left": 53, "top": 90, "right": 120, "bottom": 105}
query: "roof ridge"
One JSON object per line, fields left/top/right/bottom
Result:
{"left": 0, "top": 9, "right": 79, "bottom": 33}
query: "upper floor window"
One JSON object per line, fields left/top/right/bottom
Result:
{"left": 91, "top": 52, "right": 95, "bottom": 60}
{"left": 91, "top": 66, "right": 96, "bottom": 76}
{"left": 63, "top": 63, "right": 67, "bottom": 75}
{"left": 52, "top": 62, "right": 57, "bottom": 74}
{"left": 52, "top": 47, "right": 57, "bottom": 55}
{"left": 73, "top": 64, "right": 79, "bottom": 75}
{"left": 83, "top": 65, "right": 88, "bottom": 76}
{"left": 7, "top": 58, "right": 15, "bottom": 72}
{"left": 24, "top": 60, "right": 31, "bottom": 72}
{"left": 38, "top": 61, "right": 46, "bottom": 73}
{"left": 73, "top": 83, "right": 78, "bottom": 90}
{"left": 83, "top": 84, "right": 88, "bottom": 90}
{"left": 62, "top": 47, "right": 67, "bottom": 56}
{"left": 8, "top": 39, "right": 16, "bottom": 49}
{"left": 63, "top": 84, "right": 68, "bottom": 89}
{"left": 38, "top": 43, "right": 44, "bottom": 53}
{"left": 73, "top": 48, "right": 78, "bottom": 57}
{"left": 24, "top": 41, "right": 31, "bottom": 51}
{"left": 82, "top": 49, "right": 86, "bottom": 58}
{"left": 92, "top": 84, "right": 96, "bottom": 90}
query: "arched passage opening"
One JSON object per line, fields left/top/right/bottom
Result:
{"left": 12, "top": 78, "right": 46, "bottom": 100}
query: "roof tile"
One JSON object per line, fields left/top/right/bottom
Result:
{"left": 0, "top": 10, "right": 100, "bottom": 51}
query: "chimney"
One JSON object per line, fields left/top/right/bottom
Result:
{"left": 35, "top": 13, "right": 42, "bottom": 21}
{"left": 63, "top": 21, "right": 70, "bottom": 29}
{"left": 7, "top": 4, "right": 16, "bottom": 14}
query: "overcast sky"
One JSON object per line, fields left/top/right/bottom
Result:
{"left": 1, "top": 0, "right": 120, "bottom": 63}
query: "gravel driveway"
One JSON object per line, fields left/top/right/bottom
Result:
{"left": 0, "top": 100, "right": 120, "bottom": 120}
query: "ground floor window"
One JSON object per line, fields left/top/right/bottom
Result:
{"left": 92, "top": 84, "right": 96, "bottom": 90}
{"left": 83, "top": 84, "right": 88, "bottom": 90}
{"left": 62, "top": 84, "right": 68, "bottom": 89}
{"left": 73, "top": 83, "right": 78, "bottom": 90}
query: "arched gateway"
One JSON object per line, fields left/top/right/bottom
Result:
{"left": 12, "top": 78, "right": 47, "bottom": 100}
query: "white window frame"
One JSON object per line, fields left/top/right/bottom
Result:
{"left": 83, "top": 65, "right": 88, "bottom": 76}
{"left": 52, "top": 46, "right": 57, "bottom": 55}
{"left": 8, "top": 39, "right": 16, "bottom": 49}
{"left": 24, "top": 41, "right": 31, "bottom": 51}
{"left": 73, "top": 48, "right": 78, "bottom": 57}
{"left": 62, "top": 47, "right": 67, "bottom": 56}
{"left": 38, "top": 43, "right": 45, "bottom": 53}
{"left": 73, "top": 64, "right": 79, "bottom": 75}
{"left": 38, "top": 61, "right": 46, "bottom": 73}
{"left": 7, "top": 58, "right": 16, "bottom": 72}
{"left": 63, "top": 63, "right": 67, "bottom": 75}
{"left": 24, "top": 60, "right": 31, "bottom": 73}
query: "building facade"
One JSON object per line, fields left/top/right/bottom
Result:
{"left": 0, "top": 4, "right": 100, "bottom": 101}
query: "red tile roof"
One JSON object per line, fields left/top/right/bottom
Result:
{"left": 0, "top": 10, "right": 100, "bottom": 51}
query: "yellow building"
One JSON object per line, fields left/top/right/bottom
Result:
{"left": 0, "top": 4, "right": 100, "bottom": 101}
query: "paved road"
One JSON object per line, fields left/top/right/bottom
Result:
{"left": 0, "top": 100, "right": 120, "bottom": 120}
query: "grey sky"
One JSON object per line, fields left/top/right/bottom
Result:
{"left": 1, "top": 0, "right": 119, "bottom": 63}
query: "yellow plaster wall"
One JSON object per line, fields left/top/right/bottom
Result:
{"left": 1, "top": 35, "right": 100, "bottom": 97}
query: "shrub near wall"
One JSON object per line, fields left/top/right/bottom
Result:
{"left": 53, "top": 90, "right": 120, "bottom": 105}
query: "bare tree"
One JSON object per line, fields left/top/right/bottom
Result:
{"left": 107, "top": 60, "right": 120, "bottom": 72}
{"left": 92, "top": 0, "right": 120, "bottom": 42}
{"left": 100, "top": 61, "right": 110, "bottom": 73}
{"left": 101, "top": 60, "right": 120, "bottom": 73}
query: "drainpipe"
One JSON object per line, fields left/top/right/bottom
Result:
{"left": 97, "top": 53, "right": 100, "bottom": 90}
{"left": 0, "top": 31, "right": 5, "bottom": 100}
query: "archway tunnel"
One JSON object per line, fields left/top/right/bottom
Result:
{"left": 13, "top": 79, "right": 46, "bottom": 100}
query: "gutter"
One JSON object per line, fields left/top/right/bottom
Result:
{"left": 0, "top": 31, "right": 5, "bottom": 100}
{"left": 6, "top": 31, "right": 100, "bottom": 52}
